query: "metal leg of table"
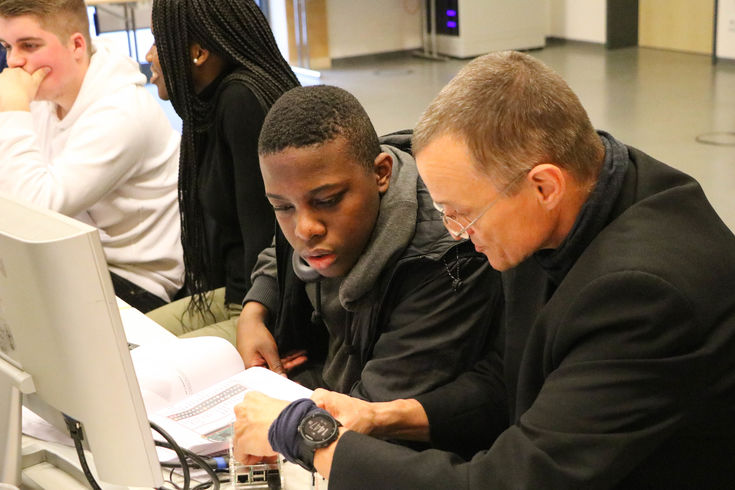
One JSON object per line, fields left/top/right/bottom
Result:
{"left": 413, "top": 0, "right": 447, "bottom": 61}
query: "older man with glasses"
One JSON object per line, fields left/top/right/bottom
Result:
{"left": 433, "top": 169, "right": 529, "bottom": 240}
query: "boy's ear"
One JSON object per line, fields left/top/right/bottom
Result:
{"left": 69, "top": 32, "right": 87, "bottom": 61}
{"left": 373, "top": 152, "right": 393, "bottom": 194}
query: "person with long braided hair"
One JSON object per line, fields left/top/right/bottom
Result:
{"left": 145, "top": 0, "right": 299, "bottom": 344}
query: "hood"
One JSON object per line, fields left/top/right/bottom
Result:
{"left": 339, "top": 142, "right": 418, "bottom": 310}
{"left": 57, "top": 39, "right": 147, "bottom": 129}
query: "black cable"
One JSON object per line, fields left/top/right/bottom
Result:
{"left": 63, "top": 414, "right": 191, "bottom": 490}
{"left": 150, "top": 420, "right": 192, "bottom": 490}
{"left": 150, "top": 420, "right": 221, "bottom": 490}
{"left": 59, "top": 415, "right": 221, "bottom": 490}
{"left": 155, "top": 441, "right": 220, "bottom": 490}
{"left": 165, "top": 465, "right": 183, "bottom": 490}
{"left": 178, "top": 446, "right": 220, "bottom": 490}
{"left": 63, "top": 415, "right": 103, "bottom": 490}
{"left": 160, "top": 456, "right": 229, "bottom": 472}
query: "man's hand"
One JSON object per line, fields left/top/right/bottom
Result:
{"left": 312, "top": 389, "right": 431, "bottom": 442}
{"left": 311, "top": 388, "right": 377, "bottom": 435}
{"left": 232, "top": 391, "right": 290, "bottom": 465}
{"left": 0, "top": 66, "right": 49, "bottom": 112}
{"left": 236, "top": 302, "right": 284, "bottom": 373}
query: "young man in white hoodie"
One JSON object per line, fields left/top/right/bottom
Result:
{"left": 0, "top": 0, "right": 184, "bottom": 312}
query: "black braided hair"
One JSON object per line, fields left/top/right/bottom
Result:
{"left": 152, "top": 0, "right": 299, "bottom": 317}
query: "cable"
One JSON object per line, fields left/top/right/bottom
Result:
{"left": 161, "top": 455, "right": 228, "bottom": 472}
{"left": 150, "top": 420, "right": 221, "bottom": 490}
{"left": 173, "top": 444, "right": 220, "bottom": 490}
{"left": 165, "top": 465, "right": 183, "bottom": 490}
{"left": 60, "top": 415, "right": 220, "bottom": 490}
{"left": 64, "top": 415, "right": 187, "bottom": 490}
{"left": 63, "top": 415, "right": 103, "bottom": 490}
{"left": 150, "top": 420, "right": 192, "bottom": 490}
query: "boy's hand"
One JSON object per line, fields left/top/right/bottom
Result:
{"left": 280, "top": 349, "right": 308, "bottom": 373}
{"left": 236, "top": 302, "right": 285, "bottom": 374}
{"left": 0, "top": 66, "right": 49, "bottom": 111}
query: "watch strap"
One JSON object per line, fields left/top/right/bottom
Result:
{"left": 267, "top": 399, "right": 341, "bottom": 473}
{"left": 267, "top": 398, "right": 318, "bottom": 468}
{"left": 295, "top": 439, "right": 316, "bottom": 473}
{"left": 295, "top": 409, "right": 341, "bottom": 472}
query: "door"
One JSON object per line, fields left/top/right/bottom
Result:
{"left": 639, "top": 0, "right": 715, "bottom": 54}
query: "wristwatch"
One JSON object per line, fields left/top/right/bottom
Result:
{"left": 295, "top": 409, "right": 341, "bottom": 472}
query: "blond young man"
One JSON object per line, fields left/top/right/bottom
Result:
{"left": 0, "top": 0, "right": 183, "bottom": 311}
{"left": 233, "top": 51, "right": 735, "bottom": 489}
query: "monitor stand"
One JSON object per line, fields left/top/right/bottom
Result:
{"left": 20, "top": 444, "right": 96, "bottom": 490}
{"left": 0, "top": 356, "right": 36, "bottom": 487}
{"left": 1, "top": 358, "right": 106, "bottom": 490}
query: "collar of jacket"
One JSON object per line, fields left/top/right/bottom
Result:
{"left": 534, "top": 131, "right": 629, "bottom": 285}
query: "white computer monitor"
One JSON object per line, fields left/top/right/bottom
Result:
{"left": 0, "top": 193, "right": 162, "bottom": 487}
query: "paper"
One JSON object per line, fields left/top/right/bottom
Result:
{"left": 130, "top": 336, "right": 245, "bottom": 413}
{"left": 23, "top": 301, "right": 313, "bottom": 461}
{"left": 150, "top": 367, "right": 312, "bottom": 457}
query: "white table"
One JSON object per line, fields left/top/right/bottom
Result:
{"left": 20, "top": 436, "right": 325, "bottom": 490}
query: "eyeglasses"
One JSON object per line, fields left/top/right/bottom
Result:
{"left": 433, "top": 170, "right": 528, "bottom": 239}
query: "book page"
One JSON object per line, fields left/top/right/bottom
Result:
{"left": 116, "top": 297, "right": 176, "bottom": 346}
{"left": 131, "top": 336, "right": 246, "bottom": 413}
{"left": 150, "top": 367, "right": 313, "bottom": 456}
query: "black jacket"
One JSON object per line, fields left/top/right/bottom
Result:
{"left": 270, "top": 132, "right": 505, "bottom": 406}
{"left": 331, "top": 144, "right": 735, "bottom": 489}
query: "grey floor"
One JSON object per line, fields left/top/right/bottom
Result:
{"left": 152, "top": 40, "right": 735, "bottom": 232}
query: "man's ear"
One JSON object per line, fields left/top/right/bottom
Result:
{"left": 189, "top": 43, "right": 211, "bottom": 66}
{"left": 373, "top": 152, "right": 393, "bottom": 194}
{"left": 527, "top": 163, "right": 566, "bottom": 211}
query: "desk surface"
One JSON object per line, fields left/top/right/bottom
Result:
{"left": 21, "top": 436, "right": 325, "bottom": 490}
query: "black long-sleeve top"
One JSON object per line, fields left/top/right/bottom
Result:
{"left": 197, "top": 75, "right": 275, "bottom": 305}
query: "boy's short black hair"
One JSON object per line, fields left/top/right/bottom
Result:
{"left": 258, "top": 85, "right": 381, "bottom": 170}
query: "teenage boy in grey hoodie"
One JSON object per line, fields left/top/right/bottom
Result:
{"left": 237, "top": 86, "right": 505, "bottom": 428}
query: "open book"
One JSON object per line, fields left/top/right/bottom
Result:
{"left": 22, "top": 302, "right": 312, "bottom": 459}
{"left": 131, "top": 336, "right": 313, "bottom": 457}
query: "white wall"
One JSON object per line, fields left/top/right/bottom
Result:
{"left": 547, "top": 0, "right": 606, "bottom": 44}
{"left": 716, "top": 0, "right": 735, "bottom": 59}
{"left": 326, "top": 0, "right": 422, "bottom": 59}
{"left": 94, "top": 3, "right": 152, "bottom": 31}
{"left": 281, "top": 0, "right": 612, "bottom": 60}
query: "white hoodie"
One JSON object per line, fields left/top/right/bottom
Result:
{"left": 0, "top": 40, "right": 184, "bottom": 301}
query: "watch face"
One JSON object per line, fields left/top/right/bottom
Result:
{"left": 299, "top": 412, "right": 339, "bottom": 445}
